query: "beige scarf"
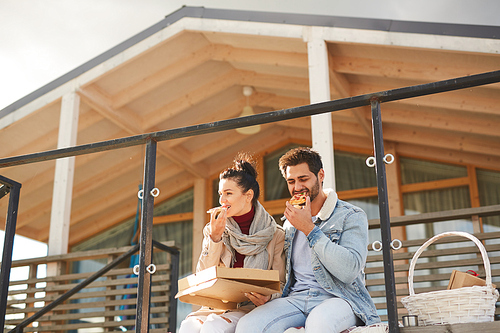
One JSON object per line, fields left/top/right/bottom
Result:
{"left": 222, "top": 201, "right": 276, "bottom": 269}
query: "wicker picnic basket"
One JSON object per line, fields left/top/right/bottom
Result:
{"left": 401, "top": 231, "right": 499, "bottom": 326}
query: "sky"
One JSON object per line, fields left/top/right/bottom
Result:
{"left": 1, "top": 0, "right": 500, "bottom": 263}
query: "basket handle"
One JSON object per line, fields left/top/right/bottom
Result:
{"left": 407, "top": 231, "right": 493, "bottom": 296}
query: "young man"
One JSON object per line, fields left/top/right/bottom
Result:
{"left": 237, "top": 147, "right": 380, "bottom": 333}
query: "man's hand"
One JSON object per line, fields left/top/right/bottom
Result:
{"left": 209, "top": 207, "right": 227, "bottom": 242}
{"left": 284, "top": 195, "right": 315, "bottom": 236}
{"left": 245, "top": 292, "right": 271, "bottom": 306}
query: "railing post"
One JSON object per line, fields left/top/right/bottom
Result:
{"left": 136, "top": 139, "right": 157, "bottom": 332}
{"left": 370, "top": 100, "right": 399, "bottom": 333}
{"left": 0, "top": 176, "right": 21, "bottom": 331}
{"left": 153, "top": 240, "right": 180, "bottom": 332}
{"left": 169, "top": 248, "right": 180, "bottom": 332}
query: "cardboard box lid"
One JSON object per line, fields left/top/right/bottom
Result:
{"left": 175, "top": 266, "right": 280, "bottom": 310}
{"left": 178, "top": 266, "right": 279, "bottom": 291}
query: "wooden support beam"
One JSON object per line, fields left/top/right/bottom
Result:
{"left": 193, "top": 179, "right": 207, "bottom": 271}
{"left": 47, "top": 91, "right": 80, "bottom": 276}
{"left": 306, "top": 27, "right": 336, "bottom": 190}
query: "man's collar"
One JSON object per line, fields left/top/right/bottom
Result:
{"left": 316, "top": 188, "right": 338, "bottom": 221}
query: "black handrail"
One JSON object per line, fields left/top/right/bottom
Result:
{"left": 7, "top": 241, "right": 180, "bottom": 333}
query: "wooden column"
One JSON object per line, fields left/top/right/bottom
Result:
{"left": 305, "top": 27, "right": 336, "bottom": 190}
{"left": 47, "top": 91, "right": 80, "bottom": 274}
{"left": 385, "top": 142, "right": 404, "bottom": 234}
{"left": 193, "top": 178, "right": 207, "bottom": 272}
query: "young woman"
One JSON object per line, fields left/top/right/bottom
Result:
{"left": 179, "top": 154, "right": 285, "bottom": 333}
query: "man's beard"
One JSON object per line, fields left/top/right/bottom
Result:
{"left": 294, "top": 176, "right": 320, "bottom": 202}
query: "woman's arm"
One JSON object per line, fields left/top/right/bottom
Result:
{"left": 196, "top": 223, "right": 226, "bottom": 272}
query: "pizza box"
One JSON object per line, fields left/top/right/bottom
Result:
{"left": 175, "top": 266, "right": 280, "bottom": 310}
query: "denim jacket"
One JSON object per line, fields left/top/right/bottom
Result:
{"left": 282, "top": 189, "right": 380, "bottom": 326}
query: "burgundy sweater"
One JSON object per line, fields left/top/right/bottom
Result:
{"left": 232, "top": 205, "right": 255, "bottom": 268}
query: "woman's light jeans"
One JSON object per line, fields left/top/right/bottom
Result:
{"left": 235, "top": 289, "right": 359, "bottom": 333}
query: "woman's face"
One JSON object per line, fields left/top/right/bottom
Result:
{"left": 218, "top": 178, "right": 253, "bottom": 217}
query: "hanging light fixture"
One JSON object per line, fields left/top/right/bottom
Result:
{"left": 236, "top": 86, "right": 261, "bottom": 135}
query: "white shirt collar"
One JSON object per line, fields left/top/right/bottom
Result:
{"left": 316, "top": 188, "right": 338, "bottom": 221}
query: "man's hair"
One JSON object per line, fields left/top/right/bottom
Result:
{"left": 278, "top": 147, "right": 323, "bottom": 178}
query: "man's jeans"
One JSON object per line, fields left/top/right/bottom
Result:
{"left": 235, "top": 289, "right": 359, "bottom": 333}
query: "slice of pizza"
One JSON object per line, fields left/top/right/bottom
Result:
{"left": 206, "top": 205, "right": 230, "bottom": 214}
{"left": 289, "top": 192, "right": 307, "bottom": 208}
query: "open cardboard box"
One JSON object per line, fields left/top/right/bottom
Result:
{"left": 447, "top": 269, "right": 496, "bottom": 289}
{"left": 175, "top": 266, "right": 280, "bottom": 310}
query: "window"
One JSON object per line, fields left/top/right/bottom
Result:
{"left": 400, "top": 157, "right": 467, "bottom": 184}
{"left": 334, "top": 151, "right": 377, "bottom": 191}
{"left": 477, "top": 168, "right": 500, "bottom": 231}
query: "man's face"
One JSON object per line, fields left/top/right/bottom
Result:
{"left": 285, "top": 162, "right": 324, "bottom": 202}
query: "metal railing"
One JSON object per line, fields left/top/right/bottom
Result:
{"left": 1, "top": 69, "right": 500, "bottom": 333}
{"left": 5, "top": 240, "right": 179, "bottom": 333}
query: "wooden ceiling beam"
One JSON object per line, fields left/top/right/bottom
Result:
{"left": 241, "top": 72, "right": 309, "bottom": 92}
{"left": 257, "top": 95, "right": 309, "bottom": 111}
{"left": 382, "top": 104, "right": 500, "bottom": 138}
{"left": 382, "top": 124, "right": 500, "bottom": 157}
{"left": 206, "top": 125, "right": 291, "bottom": 176}
{"left": 78, "top": 85, "right": 144, "bottom": 133}
{"left": 162, "top": 90, "right": 246, "bottom": 149}
{"left": 397, "top": 142, "right": 500, "bottom": 172}
{"left": 111, "top": 43, "right": 218, "bottom": 109}
{"left": 190, "top": 129, "right": 250, "bottom": 164}
{"left": 142, "top": 69, "right": 242, "bottom": 129}
{"left": 211, "top": 44, "right": 308, "bottom": 69}
{"left": 351, "top": 83, "right": 500, "bottom": 117}
{"left": 79, "top": 85, "right": 206, "bottom": 177}
{"left": 157, "top": 145, "right": 206, "bottom": 178}
{"left": 169, "top": 91, "right": 276, "bottom": 150}
{"left": 332, "top": 55, "right": 500, "bottom": 85}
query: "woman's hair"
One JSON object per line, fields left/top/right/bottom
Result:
{"left": 220, "top": 153, "right": 260, "bottom": 206}
{"left": 278, "top": 147, "right": 323, "bottom": 178}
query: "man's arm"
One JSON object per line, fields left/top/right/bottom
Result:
{"left": 307, "top": 210, "right": 368, "bottom": 283}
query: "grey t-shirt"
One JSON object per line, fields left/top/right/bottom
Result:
{"left": 291, "top": 217, "right": 327, "bottom": 292}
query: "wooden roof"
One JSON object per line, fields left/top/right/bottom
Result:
{"left": 1, "top": 7, "right": 500, "bottom": 246}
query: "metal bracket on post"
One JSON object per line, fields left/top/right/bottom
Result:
{"left": 135, "top": 139, "right": 158, "bottom": 333}
{"left": 370, "top": 99, "right": 400, "bottom": 333}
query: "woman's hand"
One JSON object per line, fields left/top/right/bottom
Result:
{"left": 245, "top": 292, "right": 271, "bottom": 306}
{"left": 209, "top": 207, "right": 227, "bottom": 242}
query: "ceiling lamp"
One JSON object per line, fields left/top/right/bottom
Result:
{"left": 236, "top": 86, "right": 261, "bottom": 135}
